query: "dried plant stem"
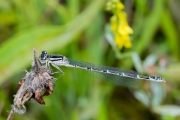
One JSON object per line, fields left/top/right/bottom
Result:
{"left": 7, "top": 109, "right": 15, "bottom": 120}
{"left": 8, "top": 49, "right": 55, "bottom": 118}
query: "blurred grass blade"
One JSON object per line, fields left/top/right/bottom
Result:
{"left": 161, "top": 10, "right": 180, "bottom": 59}
{"left": 134, "top": 0, "right": 164, "bottom": 55}
{"left": 46, "top": 0, "right": 71, "bottom": 23}
{"left": 67, "top": 0, "right": 80, "bottom": 18}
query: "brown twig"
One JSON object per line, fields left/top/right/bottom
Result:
{"left": 7, "top": 109, "right": 15, "bottom": 120}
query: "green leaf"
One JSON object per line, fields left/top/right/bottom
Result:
{"left": 153, "top": 105, "right": 180, "bottom": 117}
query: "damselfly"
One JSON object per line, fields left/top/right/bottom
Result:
{"left": 39, "top": 51, "right": 165, "bottom": 87}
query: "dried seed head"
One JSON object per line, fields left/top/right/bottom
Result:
{"left": 12, "top": 49, "right": 55, "bottom": 114}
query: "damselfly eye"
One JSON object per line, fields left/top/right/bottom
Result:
{"left": 42, "top": 51, "right": 47, "bottom": 55}
{"left": 40, "top": 51, "right": 47, "bottom": 61}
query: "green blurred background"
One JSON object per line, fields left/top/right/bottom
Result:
{"left": 0, "top": 0, "right": 180, "bottom": 120}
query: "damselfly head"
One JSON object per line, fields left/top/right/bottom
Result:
{"left": 40, "top": 51, "right": 47, "bottom": 61}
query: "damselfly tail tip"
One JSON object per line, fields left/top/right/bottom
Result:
{"left": 159, "top": 77, "right": 166, "bottom": 83}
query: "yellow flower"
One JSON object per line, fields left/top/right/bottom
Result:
{"left": 116, "top": 2, "right": 124, "bottom": 10}
{"left": 114, "top": 32, "right": 123, "bottom": 48}
{"left": 118, "top": 21, "right": 133, "bottom": 35}
{"left": 117, "top": 12, "right": 133, "bottom": 35}
{"left": 114, "top": 32, "right": 132, "bottom": 49}
{"left": 110, "top": 15, "right": 118, "bottom": 31}
{"left": 122, "top": 34, "right": 132, "bottom": 48}
{"left": 107, "top": 0, "right": 133, "bottom": 49}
